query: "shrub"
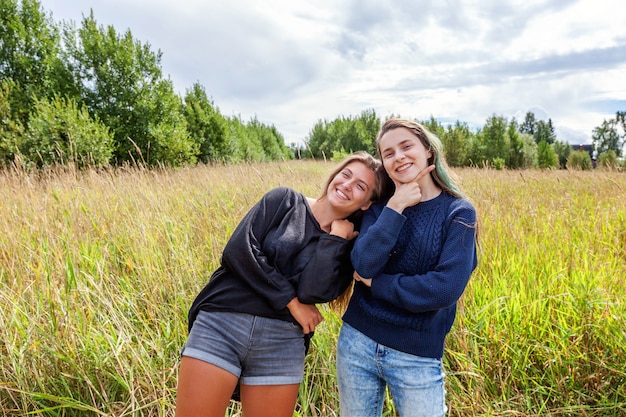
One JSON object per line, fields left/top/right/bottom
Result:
{"left": 597, "top": 150, "right": 618, "bottom": 169}
{"left": 20, "top": 95, "right": 114, "bottom": 168}
{"left": 566, "top": 150, "right": 592, "bottom": 170}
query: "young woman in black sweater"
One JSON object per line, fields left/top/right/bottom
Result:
{"left": 175, "top": 151, "right": 384, "bottom": 417}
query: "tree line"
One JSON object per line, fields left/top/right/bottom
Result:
{"left": 299, "top": 109, "right": 626, "bottom": 170}
{"left": 0, "top": 0, "right": 290, "bottom": 168}
{"left": 2, "top": 0, "right": 625, "bottom": 170}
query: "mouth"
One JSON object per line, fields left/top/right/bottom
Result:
{"left": 396, "top": 163, "right": 413, "bottom": 173}
{"left": 335, "top": 188, "right": 349, "bottom": 200}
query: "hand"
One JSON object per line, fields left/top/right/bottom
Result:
{"left": 353, "top": 271, "right": 372, "bottom": 287}
{"left": 387, "top": 165, "right": 435, "bottom": 213}
{"left": 330, "top": 219, "right": 358, "bottom": 240}
{"left": 286, "top": 298, "right": 323, "bottom": 334}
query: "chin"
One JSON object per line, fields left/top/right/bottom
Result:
{"left": 394, "top": 170, "right": 418, "bottom": 183}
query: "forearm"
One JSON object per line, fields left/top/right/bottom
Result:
{"left": 351, "top": 206, "right": 406, "bottom": 277}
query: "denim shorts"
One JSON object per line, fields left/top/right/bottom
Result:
{"left": 337, "top": 323, "right": 447, "bottom": 417}
{"left": 182, "top": 310, "right": 306, "bottom": 385}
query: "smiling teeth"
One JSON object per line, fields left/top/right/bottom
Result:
{"left": 397, "top": 163, "right": 412, "bottom": 172}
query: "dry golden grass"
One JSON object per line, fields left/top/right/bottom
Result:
{"left": 0, "top": 163, "right": 624, "bottom": 416}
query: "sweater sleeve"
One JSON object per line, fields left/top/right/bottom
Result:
{"left": 370, "top": 201, "right": 477, "bottom": 313}
{"left": 220, "top": 188, "right": 299, "bottom": 310}
{"left": 351, "top": 205, "right": 407, "bottom": 278}
{"left": 296, "top": 234, "right": 353, "bottom": 304}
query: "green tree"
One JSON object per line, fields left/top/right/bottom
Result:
{"left": 472, "top": 114, "right": 509, "bottom": 167}
{"left": 183, "top": 83, "right": 229, "bottom": 162}
{"left": 519, "top": 112, "right": 536, "bottom": 135}
{"left": 222, "top": 115, "right": 271, "bottom": 162}
{"left": 0, "top": 0, "right": 63, "bottom": 124}
{"left": 441, "top": 121, "right": 472, "bottom": 167}
{"left": 507, "top": 119, "right": 525, "bottom": 169}
{"left": 520, "top": 134, "right": 538, "bottom": 168}
{"left": 422, "top": 115, "right": 445, "bottom": 138}
{"left": 333, "top": 117, "right": 360, "bottom": 155}
{"left": 267, "top": 125, "right": 292, "bottom": 160}
{"left": 19, "top": 95, "right": 113, "bottom": 168}
{"left": 592, "top": 118, "right": 622, "bottom": 157}
{"left": 537, "top": 139, "right": 557, "bottom": 168}
{"left": 61, "top": 12, "right": 195, "bottom": 166}
{"left": 247, "top": 116, "right": 291, "bottom": 161}
{"left": 0, "top": 80, "right": 25, "bottom": 165}
{"left": 616, "top": 111, "right": 626, "bottom": 155}
{"left": 353, "top": 108, "right": 379, "bottom": 155}
{"left": 305, "top": 120, "right": 335, "bottom": 159}
{"left": 304, "top": 109, "right": 380, "bottom": 159}
{"left": 534, "top": 119, "right": 556, "bottom": 144}
{"left": 333, "top": 110, "right": 380, "bottom": 156}
{"left": 551, "top": 140, "right": 571, "bottom": 169}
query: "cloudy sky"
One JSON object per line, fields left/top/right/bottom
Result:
{"left": 38, "top": 0, "right": 626, "bottom": 145}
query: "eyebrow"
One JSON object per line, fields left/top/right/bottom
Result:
{"left": 344, "top": 168, "right": 370, "bottom": 190}
{"left": 381, "top": 139, "right": 413, "bottom": 154}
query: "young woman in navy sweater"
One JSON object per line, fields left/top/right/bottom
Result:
{"left": 175, "top": 152, "right": 384, "bottom": 417}
{"left": 337, "top": 119, "right": 478, "bottom": 417}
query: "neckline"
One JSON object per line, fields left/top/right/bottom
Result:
{"left": 303, "top": 194, "right": 328, "bottom": 233}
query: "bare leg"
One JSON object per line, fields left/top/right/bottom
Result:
{"left": 175, "top": 356, "right": 239, "bottom": 417}
{"left": 240, "top": 383, "right": 300, "bottom": 417}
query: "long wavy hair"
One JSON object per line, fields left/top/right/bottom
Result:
{"left": 375, "top": 118, "right": 466, "bottom": 201}
{"left": 317, "top": 151, "right": 385, "bottom": 219}
{"left": 319, "top": 151, "right": 385, "bottom": 313}
{"left": 375, "top": 118, "right": 480, "bottom": 263}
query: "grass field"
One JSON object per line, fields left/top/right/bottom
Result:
{"left": 0, "top": 161, "right": 624, "bottom": 416}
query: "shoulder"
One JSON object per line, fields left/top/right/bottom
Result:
{"left": 368, "top": 200, "right": 388, "bottom": 216}
{"left": 262, "top": 186, "right": 301, "bottom": 202}
{"left": 259, "top": 187, "right": 305, "bottom": 210}
{"left": 443, "top": 193, "right": 476, "bottom": 222}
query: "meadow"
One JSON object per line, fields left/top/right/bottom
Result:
{"left": 0, "top": 161, "right": 624, "bottom": 416}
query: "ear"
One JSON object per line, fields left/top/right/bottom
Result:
{"left": 360, "top": 201, "right": 373, "bottom": 211}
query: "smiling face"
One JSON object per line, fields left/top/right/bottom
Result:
{"left": 326, "top": 161, "right": 377, "bottom": 214}
{"left": 378, "top": 127, "right": 432, "bottom": 184}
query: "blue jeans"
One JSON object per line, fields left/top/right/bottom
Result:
{"left": 336, "top": 323, "right": 447, "bottom": 417}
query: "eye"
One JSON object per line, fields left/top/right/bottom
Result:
{"left": 357, "top": 183, "right": 366, "bottom": 191}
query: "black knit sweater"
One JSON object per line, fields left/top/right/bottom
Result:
{"left": 188, "top": 187, "right": 354, "bottom": 330}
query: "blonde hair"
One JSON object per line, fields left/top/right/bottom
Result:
{"left": 317, "top": 151, "right": 385, "bottom": 203}
{"left": 376, "top": 118, "right": 480, "bottom": 259}
{"left": 320, "top": 151, "right": 384, "bottom": 313}
{"left": 376, "top": 118, "right": 466, "bottom": 199}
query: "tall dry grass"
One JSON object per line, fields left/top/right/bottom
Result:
{"left": 447, "top": 169, "right": 626, "bottom": 416}
{"left": 0, "top": 163, "right": 624, "bottom": 416}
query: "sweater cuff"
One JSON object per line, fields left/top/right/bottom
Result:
{"left": 378, "top": 206, "right": 407, "bottom": 233}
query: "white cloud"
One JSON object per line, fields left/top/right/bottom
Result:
{"left": 39, "top": 0, "right": 626, "bottom": 144}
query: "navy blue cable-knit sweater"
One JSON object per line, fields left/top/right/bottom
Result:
{"left": 342, "top": 191, "right": 477, "bottom": 359}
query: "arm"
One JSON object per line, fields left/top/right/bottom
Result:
{"left": 370, "top": 204, "right": 478, "bottom": 313}
{"left": 352, "top": 165, "right": 436, "bottom": 278}
{"left": 296, "top": 234, "right": 353, "bottom": 304}
{"left": 220, "top": 188, "right": 299, "bottom": 311}
{"left": 351, "top": 205, "right": 406, "bottom": 278}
